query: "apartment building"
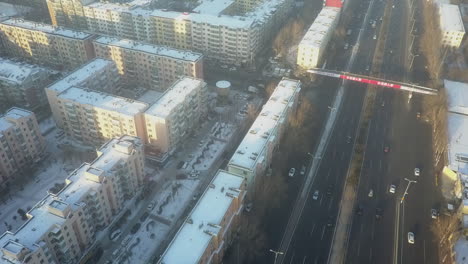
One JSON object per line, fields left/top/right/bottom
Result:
{"left": 227, "top": 78, "right": 301, "bottom": 187}
{"left": 0, "top": 58, "right": 56, "bottom": 112}
{"left": 0, "top": 108, "right": 46, "bottom": 188}
{"left": 53, "top": 87, "right": 148, "bottom": 146}
{"left": 46, "top": 0, "right": 94, "bottom": 29}
{"left": 93, "top": 36, "right": 204, "bottom": 91}
{"left": 297, "top": 6, "right": 341, "bottom": 69}
{"left": 144, "top": 77, "right": 207, "bottom": 155}
{"left": 0, "top": 18, "right": 95, "bottom": 69}
{"left": 159, "top": 170, "right": 246, "bottom": 264}
{"left": 0, "top": 135, "right": 144, "bottom": 264}
{"left": 46, "top": 58, "right": 121, "bottom": 128}
{"left": 48, "top": 0, "right": 293, "bottom": 66}
{"left": 439, "top": 4, "right": 465, "bottom": 48}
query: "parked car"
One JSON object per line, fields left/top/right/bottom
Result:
{"left": 288, "top": 168, "right": 296, "bottom": 177}
{"left": 431, "top": 209, "right": 439, "bottom": 219}
{"left": 375, "top": 208, "right": 383, "bottom": 219}
{"left": 389, "top": 185, "right": 396, "bottom": 194}
{"left": 147, "top": 202, "right": 155, "bottom": 211}
{"left": 368, "top": 189, "right": 374, "bottom": 198}
{"left": 300, "top": 166, "right": 306, "bottom": 175}
{"left": 414, "top": 168, "right": 420, "bottom": 176}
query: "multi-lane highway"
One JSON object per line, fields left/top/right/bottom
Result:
{"left": 345, "top": 0, "right": 442, "bottom": 263}
{"left": 266, "top": 0, "right": 389, "bottom": 262}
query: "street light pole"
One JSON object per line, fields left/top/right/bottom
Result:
{"left": 269, "top": 249, "right": 284, "bottom": 264}
{"left": 401, "top": 178, "right": 417, "bottom": 204}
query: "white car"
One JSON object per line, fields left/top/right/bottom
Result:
{"left": 408, "top": 232, "right": 415, "bottom": 244}
{"left": 312, "top": 190, "right": 319, "bottom": 200}
{"left": 300, "top": 166, "right": 306, "bottom": 175}
{"left": 431, "top": 209, "right": 438, "bottom": 219}
{"left": 389, "top": 185, "right": 396, "bottom": 194}
{"left": 368, "top": 189, "right": 374, "bottom": 198}
{"left": 373, "top": 34, "right": 377, "bottom": 40}
{"left": 414, "top": 168, "right": 420, "bottom": 176}
{"left": 147, "top": 202, "right": 155, "bottom": 211}
{"left": 288, "top": 168, "right": 296, "bottom": 177}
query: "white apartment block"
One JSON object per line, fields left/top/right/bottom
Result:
{"left": 144, "top": 77, "right": 207, "bottom": 155}
{"left": 227, "top": 78, "right": 301, "bottom": 187}
{"left": 47, "top": 0, "right": 294, "bottom": 66}
{"left": 0, "top": 18, "right": 95, "bottom": 69}
{"left": 46, "top": 0, "right": 94, "bottom": 30}
{"left": 297, "top": 6, "right": 341, "bottom": 69}
{"left": 53, "top": 87, "right": 148, "bottom": 146}
{"left": 0, "top": 58, "right": 56, "bottom": 112}
{"left": 93, "top": 36, "right": 204, "bottom": 91}
{"left": 439, "top": 4, "right": 465, "bottom": 48}
{"left": 0, "top": 135, "right": 144, "bottom": 264}
{"left": 159, "top": 170, "right": 246, "bottom": 264}
{"left": 0, "top": 108, "right": 46, "bottom": 188}
{"left": 45, "top": 58, "right": 121, "bottom": 128}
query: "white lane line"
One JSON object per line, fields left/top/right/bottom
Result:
{"left": 311, "top": 223, "right": 316, "bottom": 236}
{"left": 424, "top": 240, "right": 426, "bottom": 263}
{"left": 328, "top": 196, "right": 334, "bottom": 211}
{"left": 369, "top": 160, "right": 373, "bottom": 169}
{"left": 372, "top": 218, "right": 376, "bottom": 240}
{"left": 321, "top": 226, "right": 326, "bottom": 240}
{"left": 320, "top": 195, "right": 324, "bottom": 206}
{"left": 369, "top": 247, "right": 373, "bottom": 262}
{"left": 358, "top": 240, "right": 362, "bottom": 257}
{"left": 341, "top": 151, "right": 345, "bottom": 161}
{"left": 302, "top": 256, "right": 307, "bottom": 264}
{"left": 379, "top": 160, "right": 382, "bottom": 171}
{"left": 327, "top": 168, "right": 332, "bottom": 179}
{"left": 289, "top": 251, "right": 295, "bottom": 264}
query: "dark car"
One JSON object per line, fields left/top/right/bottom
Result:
{"left": 327, "top": 216, "right": 335, "bottom": 227}
{"left": 130, "top": 223, "right": 141, "bottom": 234}
{"left": 326, "top": 184, "right": 334, "bottom": 196}
{"left": 356, "top": 204, "right": 364, "bottom": 216}
{"left": 375, "top": 208, "right": 383, "bottom": 219}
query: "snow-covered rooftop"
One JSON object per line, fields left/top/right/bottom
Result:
{"left": 94, "top": 36, "right": 203, "bottom": 62}
{"left": 439, "top": 4, "right": 465, "bottom": 33}
{"left": 86, "top": 0, "right": 287, "bottom": 29}
{"left": 299, "top": 6, "right": 340, "bottom": 49}
{"left": 92, "top": 136, "right": 141, "bottom": 173}
{"left": 0, "top": 18, "right": 93, "bottom": 39}
{"left": 59, "top": 87, "right": 148, "bottom": 116}
{"left": 447, "top": 112, "right": 468, "bottom": 176}
{"left": 145, "top": 77, "right": 203, "bottom": 118}
{"left": 160, "top": 170, "right": 244, "bottom": 264}
{"left": 193, "top": 0, "right": 235, "bottom": 15}
{"left": 0, "top": 108, "right": 32, "bottom": 132}
{"left": 0, "top": 3, "right": 32, "bottom": 21}
{"left": 47, "top": 59, "right": 114, "bottom": 94}
{"left": 229, "top": 78, "right": 301, "bottom": 171}
{"left": 445, "top": 80, "right": 468, "bottom": 115}
{"left": 0, "top": 58, "right": 47, "bottom": 85}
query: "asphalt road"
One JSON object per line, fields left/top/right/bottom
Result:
{"left": 270, "top": 0, "right": 388, "bottom": 263}
{"left": 345, "top": 0, "right": 442, "bottom": 263}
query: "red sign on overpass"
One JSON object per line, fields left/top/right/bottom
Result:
{"left": 324, "top": 0, "right": 343, "bottom": 8}
{"left": 340, "top": 75, "right": 401, "bottom": 89}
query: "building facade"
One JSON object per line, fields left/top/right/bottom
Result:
{"left": 0, "top": 135, "right": 144, "bottom": 264}
{"left": 52, "top": 87, "right": 148, "bottom": 146}
{"left": 227, "top": 78, "right": 301, "bottom": 187}
{"left": 144, "top": 77, "right": 207, "bottom": 155}
{"left": 0, "top": 58, "right": 57, "bottom": 112}
{"left": 0, "top": 18, "right": 95, "bottom": 69}
{"left": 439, "top": 4, "right": 465, "bottom": 48}
{"left": 297, "top": 6, "right": 341, "bottom": 69}
{"left": 0, "top": 108, "right": 46, "bottom": 188}
{"left": 46, "top": 0, "right": 94, "bottom": 30}
{"left": 45, "top": 58, "right": 121, "bottom": 128}
{"left": 159, "top": 170, "right": 246, "bottom": 264}
{"left": 93, "top": 36, "right": 204, "bottom": 91}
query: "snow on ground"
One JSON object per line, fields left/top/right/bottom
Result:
{"left": 0, "top": 122, "right": 95, "bottom": 234}
{"left": 119, "top": 179, "right": 200, "bottom": 264}
{"left": 455, "top": 238, "right": 468, "bottom": 264}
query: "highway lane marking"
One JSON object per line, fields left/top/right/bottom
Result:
{"left": 424, "top": 239, "right": 426, "bottom": 263}
{"left": 289, "top": 251, "right": 295, "bottom": 264}
{"left": 393, "top": 202, "right": 400, "bottom": 264}
{"left": 369, "top": 160, "right": 373, "bottom": 169}
{"left": 327, "top": 168, "right": 332, "bottom": 179}
{"left": 341, "top": 151, "right": 345, "bottom": 161}
{"left": 311, "top": 223, "right": 316, "bottom": 236}
{"left": 328, "top": 196, "right": 334, "bottom": 211}
{"left": 302, "top": 256, "right": 307, "bottom": 264}
{"left": 372, "top": 218, "right": 376, "bottom": 241}
{"left": 369, "top": 247, "right": 373, "bottom": 262}
{"left": 379, "top": 160, "right": 382, "bottom": 171}
{"left": 320, "top": 195, "right": 324, "bottom": 206}
{"left": 321, "top": 226, "right": 326, "bottom": 240}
